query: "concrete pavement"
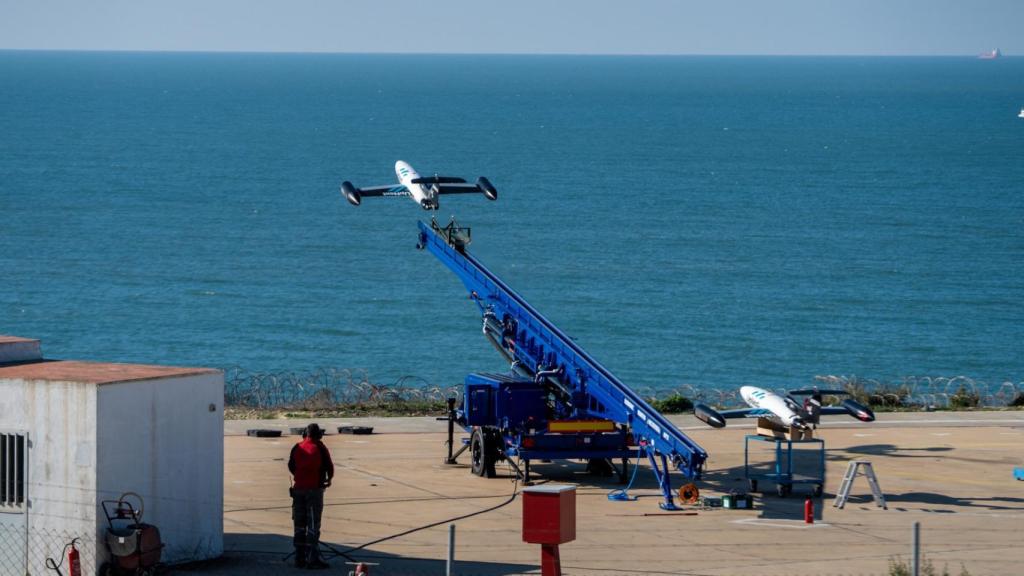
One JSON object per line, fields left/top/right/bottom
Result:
{"left": 206, "top": 411, "right": 1024, "bottom": 575}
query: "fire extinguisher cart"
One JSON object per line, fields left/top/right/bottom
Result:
{"left": 744, "top": 435, "right": 825, "bottom": 497}
{"left": 98, "top": 493, "right": 164, "bottom": 576}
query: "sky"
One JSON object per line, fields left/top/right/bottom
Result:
{"left": 0, "top": 0, "right": 1021, "bottom": 56}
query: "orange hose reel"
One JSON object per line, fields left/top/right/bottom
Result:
{"left": 678, "top": 482, "right": 700, "bottom": 505}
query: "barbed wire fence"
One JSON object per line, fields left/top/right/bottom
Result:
{"left": 222, "top": 367, "right": 461, "bottom": 412}
{"left": 811, "top": 374, "right": 1023, "bottom": 409}
{"left": 223, "top": 367, "right": 1023, "bottom": 412}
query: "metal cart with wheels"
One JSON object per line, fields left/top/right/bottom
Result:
{"left": 98, "top": 493, "right": 163, "bottom": 576}
{"left": 744, "top": 435, "right": 825, "bottom": 497}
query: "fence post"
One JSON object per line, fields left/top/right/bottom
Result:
{"left": 912, "top": 521, "right": 920, "bottom": 576}
{"left": 447, "top": 523, "right": 456, "bottom": 576}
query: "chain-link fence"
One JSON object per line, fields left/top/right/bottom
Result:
{"left": 0, "top": 521, "right": 99, "bottom": 576}
{"left": 0, "top": 520, "right": 234, "bottom": 576}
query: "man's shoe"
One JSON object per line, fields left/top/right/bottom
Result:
{"left": 306, "top": 559, "right": 330, "bottom": 570}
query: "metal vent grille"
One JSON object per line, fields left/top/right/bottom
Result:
{"left": 0, "top": 433, "right": 25, "bottom": 508}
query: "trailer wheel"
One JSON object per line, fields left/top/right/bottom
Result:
{"left": 470, "top": 429, "right": 497, "bottom": 478}
{"left": 813, "top": 484, "right": 823, "bottom": 497}
{"left": 748, "top": 479, "right": 758, "bottom": 493}
{"left": 470, "top": 429, "right": 486, "bottom": 476}
{"left": 483, "top": 429, "right": 498, "bottom": 478}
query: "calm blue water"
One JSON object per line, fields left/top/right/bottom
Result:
{"left": 1, "top": 51, "right": 1022, "bottom": 395}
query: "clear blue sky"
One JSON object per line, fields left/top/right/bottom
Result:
{"left": 1, "top": 0, "right": 1020, "bottom": 56}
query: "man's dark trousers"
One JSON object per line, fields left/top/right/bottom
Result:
{"left": 292, "top": 487, "right": 325, "bottom": 565}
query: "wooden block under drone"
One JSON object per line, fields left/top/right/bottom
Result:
{"left": 755, "top": 417, "right": 812, "bottom": 440}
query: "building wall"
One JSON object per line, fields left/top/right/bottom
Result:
{"left": 0, "top": 378, "right": 98, "bottom": 575}
{"left": 96, "top": 373, "right": 224, "bottom": 564}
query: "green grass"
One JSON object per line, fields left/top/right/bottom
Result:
{"left": 647, "top": 394, "right": 694, "bottom": 414}
{"left": 888, "top": 556, "right": 970, "bottom": 576}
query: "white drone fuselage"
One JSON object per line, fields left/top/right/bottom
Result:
{"left": 394, "top": 161, "right": 434, "bottom": 209}
{"left": 740, "top": 385, "right": 804, "bottom": 428}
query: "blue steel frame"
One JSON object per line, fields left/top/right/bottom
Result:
{"left": 418, "top": 220, "right": 708, "bottom": 509}
{"left": 743, "top": 435, "right": 825, "bottom": 494}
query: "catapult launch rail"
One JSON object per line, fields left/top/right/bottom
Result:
{"left": 419, "top": 219, "right": 708, "bottom": 508}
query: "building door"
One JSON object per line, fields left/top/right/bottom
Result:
{"left": 0, "top": 431, "right": 28, "bottom": 576}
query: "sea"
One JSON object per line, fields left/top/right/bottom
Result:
{"left": 1, "top": 51, "right": 1022, "bottom": 401}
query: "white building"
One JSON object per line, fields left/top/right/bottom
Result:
{"left": 0, "top": 336, "right": 224, "bottom": 575}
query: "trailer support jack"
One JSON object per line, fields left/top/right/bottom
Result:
{"left": 645, "top": 447, "right": 681, "bottom": 511}
{"left": 440, "top": 398, "right": 470, "bottom": 465}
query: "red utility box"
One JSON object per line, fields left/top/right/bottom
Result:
{"left": 522, "top": 484, "right": 576, "bottom": 576}
{"left": 523, "top": 484, "right": 576, "bottom": 543}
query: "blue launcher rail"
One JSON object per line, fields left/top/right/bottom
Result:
{"left": 418, "top": 219, "right": 708, "bottom": 504}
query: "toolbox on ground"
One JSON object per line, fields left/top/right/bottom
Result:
{"left": 722, "top": 493, "right": 753, "bottom": 509}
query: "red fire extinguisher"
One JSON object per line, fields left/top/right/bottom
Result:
{"left": 45, "top": 538, "right": 81, "bottom": 576}
{"left": 68, "top": 540, "right": 82, "bottom": 576}
{"left": 804, "top": 497, "right": 814, "bottom": 524}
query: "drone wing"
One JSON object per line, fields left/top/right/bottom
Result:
{"left": 820, "top": 401, "right": 876, "bottom": 422}
{"left": 420, "top": 176, "right": 498, "bottom": 201}
{"left": 340, "top": 182, "right": 409, "bottom": 206}
{"left": 354, "top": 184, "right": 410, "bottom": 197}
{"left": 436, "top": 183, "right": 487, "bottom": 194}
{"left": 411, "top": 176, "right": 467, "bottom": 185}
{"left": 693, "top": 404, "right": 772, "bottom": 428}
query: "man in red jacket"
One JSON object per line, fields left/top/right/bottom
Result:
{"left": 288, "top": 423, "right": 335, "bottom": 569}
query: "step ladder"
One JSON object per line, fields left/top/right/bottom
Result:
{"left": 833, "top": 460, "right": 887, "bottom": 509}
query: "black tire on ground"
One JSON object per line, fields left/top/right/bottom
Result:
{"left": 339, "top": 426, "right": 373, "bottom": 435}
{"left": 777, "top": 483, "right": 791, "bottom": 497}
{"left": 749, "top": 479, "right": 758, "bottom": 493}
{"left": 813, "top": 484, "right": 823, "bottom": 497}
{"left": 246, "top": 429, "right": 282, "bottom": 438}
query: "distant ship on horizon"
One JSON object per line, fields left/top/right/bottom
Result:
{"left": 978, "top": 48, "right": 1002, "bottom": 59}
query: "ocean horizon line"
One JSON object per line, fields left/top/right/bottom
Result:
{"left": 0, "top": 47, "right": 1016, "bottom": 58}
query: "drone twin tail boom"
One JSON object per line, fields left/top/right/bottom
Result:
{"left": 693, "top": 385, "right": 875, "bottom": 430}
{"left": 341, "top": 161, "right": 497, "bottom": 211}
